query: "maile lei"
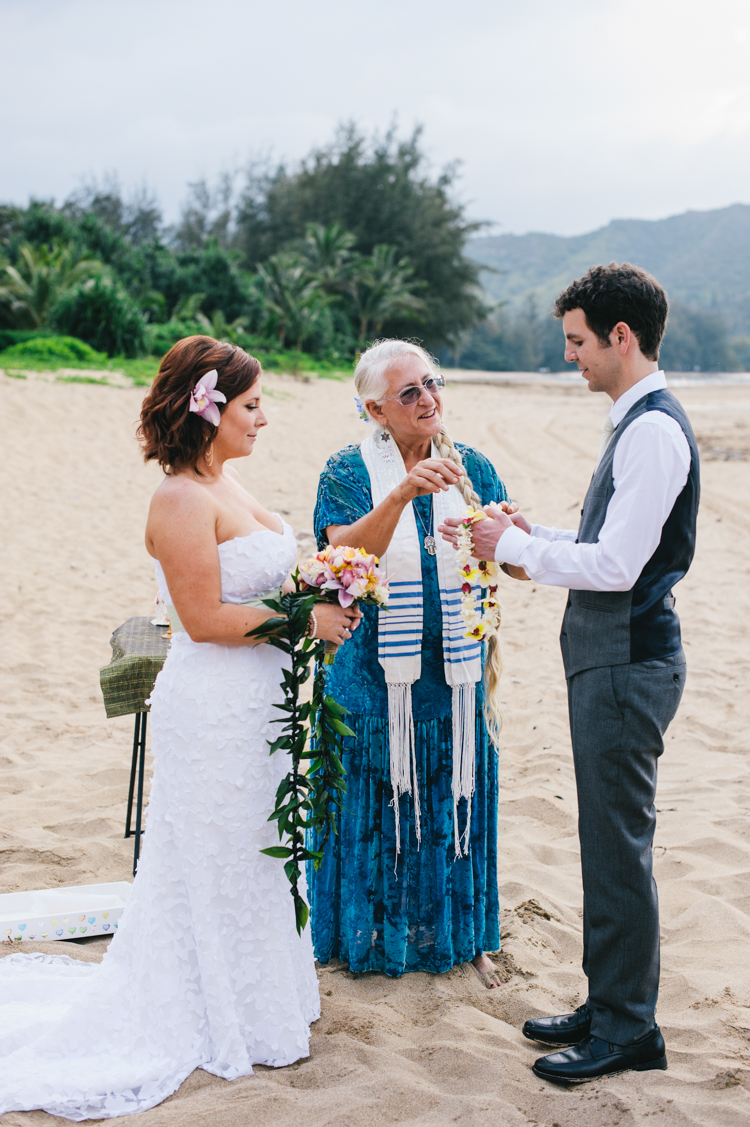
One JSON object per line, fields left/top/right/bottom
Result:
{"left": 455, "top": 508, "right": 502, "bottom": 641}
{"left": 245, "top": 548, "right": 388, "bottom": 934}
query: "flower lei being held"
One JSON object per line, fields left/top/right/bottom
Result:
{"left": 455, "top": 508, "right": 502, "bottom": 641}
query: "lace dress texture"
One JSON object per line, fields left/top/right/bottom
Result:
{"left": 308, "top": 444, "right": 507, "bottom": 977}
{"left": 0, "top": 522, "right": 320, "bottom": 1121}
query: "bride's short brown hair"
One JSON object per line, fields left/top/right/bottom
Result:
{"left": 138, "top": 336, "right": 261, "bottom": 472}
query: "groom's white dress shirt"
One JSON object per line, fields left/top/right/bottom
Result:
{"left": 494, "top": 372, "right": 691, "bottom": 591}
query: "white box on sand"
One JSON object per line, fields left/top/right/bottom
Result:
{"left": 0, "top": 882, "right": 132, "bottom": 942}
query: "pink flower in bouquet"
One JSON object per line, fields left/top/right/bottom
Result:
{"left": 299, "top": 545, "right": 389, "bottom": 609}
{"left": 298, "top": 545, "right": 389, "bottom": 664}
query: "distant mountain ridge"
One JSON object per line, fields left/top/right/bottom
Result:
{"left": 466, "top": 203, "right": 750, "bottom": 336}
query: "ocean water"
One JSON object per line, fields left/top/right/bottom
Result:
{"left": 444, "top": 370, "right": 750, "bottom": 388}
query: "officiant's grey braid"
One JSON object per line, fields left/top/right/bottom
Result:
{"left": 354, "top": 339, "right": 502, "bottom": 743}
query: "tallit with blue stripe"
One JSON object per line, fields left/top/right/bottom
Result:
{"left": 360, "top": 429, "right": 482, "bottom": 860}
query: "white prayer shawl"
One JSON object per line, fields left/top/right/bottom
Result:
{"left": 360, "top": 430, "right": 483, "bottom": 859}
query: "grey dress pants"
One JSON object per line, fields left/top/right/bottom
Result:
{"left": 567, "top": 650, "right": 687, "bottom": 1044}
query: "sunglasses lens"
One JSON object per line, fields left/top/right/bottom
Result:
{"left": 399, "top": 378, "right": 443, "bottom": 405}
{"left": 399, "top": 388, "right": 420, "bottom": 405}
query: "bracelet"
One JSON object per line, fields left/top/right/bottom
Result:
{"left": 306, "top": 609, "right": 318, "bottom": 639}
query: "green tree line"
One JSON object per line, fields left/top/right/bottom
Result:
{"left": 2, "top": 120, "right": 746, "bottom": 372}
{"left": 0, "top": 124, "right": 487, "bottom": 362}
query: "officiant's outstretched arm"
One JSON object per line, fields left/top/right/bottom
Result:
{"left": 441, "top": 262, "right": 699, "bottom": 1084}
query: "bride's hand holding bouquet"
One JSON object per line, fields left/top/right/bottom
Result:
{"left": 299, "top": 592, "right": 362, "bottom": 648}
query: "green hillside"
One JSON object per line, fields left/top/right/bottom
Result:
{"left": 467, "top": 203, "right": 750, "bottom": 336}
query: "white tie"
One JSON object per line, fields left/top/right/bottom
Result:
{"left": 596, "top": 415, "right": 616, "bottom": 468}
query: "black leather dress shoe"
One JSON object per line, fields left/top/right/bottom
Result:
{"left": 532, "top": 1026, "right": 668, "bottom": 1084}
{"left": 522, "top": 1004, "right": 591, "bottom": 1046}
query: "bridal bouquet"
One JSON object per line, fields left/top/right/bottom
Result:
{"left": 298, "top": 544, "right": 389, "bottom": 663}
{"left": 244, "top": 547, "right": 387, "bottom": 933}
{"left": 455, "top": 508, "right": 502, "bottom": 641}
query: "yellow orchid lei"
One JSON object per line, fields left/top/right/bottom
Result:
{"left": 455, "top": 508, "right": 502, "bottom": 641}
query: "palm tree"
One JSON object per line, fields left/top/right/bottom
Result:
{"left": 302, "top": 222, "right": 355, "bottom": 293}
{"left": 256, "top": 253, "right": 332, "bottom": 350}
{"left": 347, "top": 245, "right": 425, "bottom": 344}
{"left": 195, "top": 307, "right": 248, "bottom": 343}
{"left": 171, "top": 292, "right": 207, "bottom": 321}
{"left": 0, "top": 241, "right": 102, "bottom": 328}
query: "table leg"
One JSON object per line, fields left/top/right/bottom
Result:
{"left": 124, "top": 713, "right": 142, "bottom": 839}
{"left": 133, "top": 713, "right": 147, "bottom": 877}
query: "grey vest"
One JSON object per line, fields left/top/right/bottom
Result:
{"left": 560, "top": 388, "right": 699, "bottom": 678}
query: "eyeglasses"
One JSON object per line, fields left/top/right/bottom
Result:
{"left": 384, "top": 376, "right": 445, "bottom": 407}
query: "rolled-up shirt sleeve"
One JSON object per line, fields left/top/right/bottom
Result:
{"left": 494, "top": 413, "right": 691, "bottom": 591}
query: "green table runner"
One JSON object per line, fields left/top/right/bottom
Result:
{"left": 100, "top": 617, "right": 170, "bottom": 718}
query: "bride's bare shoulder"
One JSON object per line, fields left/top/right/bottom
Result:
{"left": 145, "top": 474, "right": 216, "bottom": 556}
{"left": 150, "top": 472, "right": 211, "bottom": 510}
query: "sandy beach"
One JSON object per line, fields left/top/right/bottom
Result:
{"left": 1, "top": 366, "right": 749, "bottom": 1127}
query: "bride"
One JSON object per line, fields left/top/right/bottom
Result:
{"left": 0, "top": 336, "right": 360, "bottom": 1120}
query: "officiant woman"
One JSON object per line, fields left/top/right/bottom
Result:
{"left": 307, "top": 339, "right": 513, "bottom": 988}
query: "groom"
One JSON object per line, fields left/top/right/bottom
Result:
{"left": 441, "top": 262, "right": 700, "bottom": 1083}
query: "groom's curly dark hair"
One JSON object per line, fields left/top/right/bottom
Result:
{"left": 554, "top": 262, "right": 668, "bottom": 361}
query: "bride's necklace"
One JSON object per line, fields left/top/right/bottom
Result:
{"left": 413, "top": 497, "right": 437, "bottom": 556}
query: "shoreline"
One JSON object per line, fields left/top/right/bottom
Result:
{"left": 444, "top": 368, "right": 750, "bottom": 388}
{"left": 4, "top": 362, "right": 750, "bottom": 393}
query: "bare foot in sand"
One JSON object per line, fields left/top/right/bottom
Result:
{"left": 471, "top": 952, "right": 504, "bottom": 989}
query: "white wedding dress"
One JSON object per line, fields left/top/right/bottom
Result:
{"left": 0, "top": 522, "right": 320, "bottom": 1120}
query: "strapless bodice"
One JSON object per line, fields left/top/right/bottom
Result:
{"left": 154, "top": 519, "right": 297, "bottom": 605}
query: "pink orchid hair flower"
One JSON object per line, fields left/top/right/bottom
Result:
{"left": 189, "top": 369, "right": 227, "bottom": 427}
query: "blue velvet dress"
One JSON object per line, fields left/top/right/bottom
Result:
{"left": 307, "top": 443, "right": 509, "bottom": 977}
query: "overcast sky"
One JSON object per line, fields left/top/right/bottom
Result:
{"left": 3, "top": 0, "right": 750, "bottom": 237}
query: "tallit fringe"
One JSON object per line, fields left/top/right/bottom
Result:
{"left": 451, "top": 683, "right": 476, "bottom": 858}
{"left": 388, "top": 682, "right": 421, "bottom": 862}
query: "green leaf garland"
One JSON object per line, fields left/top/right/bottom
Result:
{"left": 245, "top": 577, "right": 353, "bottom": 934}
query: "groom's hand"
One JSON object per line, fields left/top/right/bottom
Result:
{"left": 439, "top": 501, "right": 521, "bottom": 556}
{"left": 494, "top": 504, "right": 532, "bottom": 536}
{"left": 472, "top": 507, "right": 513, "bottom": 559}
{"left": 438, "top": 511, "right": 509, "bottom": 556}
